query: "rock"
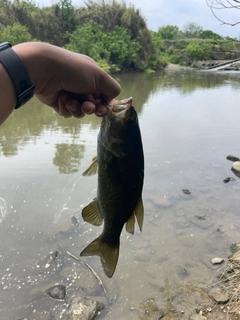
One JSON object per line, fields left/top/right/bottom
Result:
{"left": 223, "top": 177, "right": 236, "bottom": 183}
{"left": 226, "top": 155, "right": 240, "bottom": 162}
{"left": 45, "top": 284, "right": 66, "bottom": 300}
{"left": 229, "top": 250, "right": 240, "bottom": 262}
{"left": 59, "top": 294, "right": 104, "bottom": 320}
{"left": 149, "top": 195, "right": 172, "bottom": 208}
{"left": 231, "top": 161, "right": 240, "bottom": 178}
{"left": 211, "top": 258, "right": 224, "bottom": 265}
{"left": 176, "top": 231, "right": 195, "bottom": 247}
{"left": 182, "top": 189, "right": 191, "bottom": 195}
{"left": 174, "top": 217, "right": 190, "bottom": 229}
{"left": 208, "top": 288, "right": 229, "bottom": 303}
{"left": 188, "top": 216, "right": 214, "bottom": 230}
{"left": 189, "top": 314, "right": 207, "bottom": 320}
{"left": 230, "top": 243, "right": 240, "bottom": 253}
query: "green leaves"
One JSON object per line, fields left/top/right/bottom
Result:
{"left": 65, "top": 22, "right": 140, "bottom": 72}
{"left": 0, "top": 23, "right": 33, "bottom": 45}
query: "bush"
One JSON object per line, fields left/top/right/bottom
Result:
{"left": 0, "top": 23, "right": 34, "bottom": 45}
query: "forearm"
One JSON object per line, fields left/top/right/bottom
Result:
{"left": 0, "top": 63, "right": 16, "bottom": 125}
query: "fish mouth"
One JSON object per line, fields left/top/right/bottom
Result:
{"left": 107, "top": 97, "right": 133, "bottom": 116}
{"left": 102, "top": 97, "right": 133, "bottom": 127}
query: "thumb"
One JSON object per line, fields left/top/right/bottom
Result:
{"left": 98, "top": 73, "right": 121, "bottom": 102}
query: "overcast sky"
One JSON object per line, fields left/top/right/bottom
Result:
{"left": 38, "top": 0, "right": 240, "bottom": 38}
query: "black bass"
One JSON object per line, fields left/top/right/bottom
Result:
{"left": 80, "top": 97, "right": 144, "bottom": 278}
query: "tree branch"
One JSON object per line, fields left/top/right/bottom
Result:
{"left": 207, "top": 0, "right": 240, "bottom": 26}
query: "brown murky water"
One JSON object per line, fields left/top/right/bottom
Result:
{"left": 1, "top": 70, "right": 240, "bottom": 319}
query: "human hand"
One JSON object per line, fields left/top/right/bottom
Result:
{"left": 13, "top": 42, "right": 121, "bottom": 118}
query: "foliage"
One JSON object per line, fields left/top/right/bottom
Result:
{"left": 157, "top": 25, "right": 180, "bottom": 40}
{"left": 186, "top": 39, "right": 212, "bottom": 61}
{"left": 0, "top": 22, "right": 34, "bottom": 44}
{"left": 0, "top": 0, "right": 240, "bottom": 72}
{"left": 182, "top": 22, "right": 203, "bottom": 38}
{"left": 200, "top": 30, "right": 222, "bottom": 40}
{"left": 75, "top": 0, "right": 157, "bottom": 71}
{"left": 65, "top": 22, "right": 140, "bottom": 71}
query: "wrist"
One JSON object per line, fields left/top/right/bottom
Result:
{"left": 12, "top": 42, "right": 48, "bottom": 92}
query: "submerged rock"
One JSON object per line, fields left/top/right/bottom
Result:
{"left": 71, "top": 216, "right": 79, "bottom": 226}
{"left": 45, "top": 284, "right": 66, "bottom": 300}
{"left": 182, "top": 189, "right": 191, "bottom": 195}
{"left": 59, "top": 294, "right": 104, "bottom": 320}
{"left": 208, "top": 288, "right": 229, "bottom": 303}
{"left": 223, "top": 177, "right": 236, "bottom": 183}
{"left": 226, "top": 155, "right": 240, "bottom": 162}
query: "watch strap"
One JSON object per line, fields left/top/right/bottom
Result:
{"left": 0, "top": 42, "right": 35, "bottom": 109}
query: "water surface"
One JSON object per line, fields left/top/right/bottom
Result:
{"left": 1, "top": 69, "right": 240, "bottom": 319}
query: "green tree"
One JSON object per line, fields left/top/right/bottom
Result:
{"left": 200, "top": 30, "right": 222, "bottom": 40}
{"left": 75, "top": 0, "right": 156, "bottom": 70}
{"left": 186, "top": 39, "right": 212, "bottom": 61}
{"left": 65, "top": 22, "right": 140, "bottom": 71}
{"left": 0, "top": 22, "right": 33, "bottom": 44}
{"left": 157, "top": 25, "right": 179, "bottom": 40}
{"left": 183, "top": 22, "right": 203, "bottom": 38}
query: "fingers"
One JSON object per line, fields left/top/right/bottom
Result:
{"left": 98, "top": 72, "right": 121, "bottom": 103}
{"left": 66, "top": 99, "right": 85, "bottom": 118}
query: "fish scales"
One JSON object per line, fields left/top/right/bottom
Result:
{"left": 81, "top": 97, "right": 144, "bottom": 278}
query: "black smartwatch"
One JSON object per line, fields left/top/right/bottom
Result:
{"left": 0, "top": 42, "right": 35, "bottom": 109}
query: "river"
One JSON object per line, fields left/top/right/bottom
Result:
{"left": 0, "top": 69, "right": 240, "bottom": 319}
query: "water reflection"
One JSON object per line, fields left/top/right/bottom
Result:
{"left": 53, "top": 143, "right": 85, "bottom": 174}
{"left": 1, "top": 70, "right": 240, "bottom": 161}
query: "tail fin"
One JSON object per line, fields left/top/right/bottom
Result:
{"left": 80, "top": 236, "right": 119, "bottom": 278}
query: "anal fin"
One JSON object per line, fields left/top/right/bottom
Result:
{"left": 134, "top": 197, "right": 144, "bottom": 231}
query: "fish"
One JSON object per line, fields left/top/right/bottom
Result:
{"left": 80, "top": 97, "right": 144, "bottom": 278}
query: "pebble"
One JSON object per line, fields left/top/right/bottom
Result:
{"left": 223, "top": 177, "right": 236, "bottom": 183}
{"left": 189, "top": 314, "right": 207, "bottom": 320}
{"left": 211, "top": 257, "right": 224, "bottom": 265}
{"left": 182, "top": 189, "right": 191, "bottom": 195}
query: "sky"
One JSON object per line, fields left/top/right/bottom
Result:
{"left": 38, "top": 0, "right": 240, "bottom": 38}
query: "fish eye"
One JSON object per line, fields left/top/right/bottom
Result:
{"left": 127, "top": 118, "right": 135, "bottom": 127}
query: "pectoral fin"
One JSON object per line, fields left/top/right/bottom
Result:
{"left": 82, "top": 156, "right": 98, "bottom": 176}
{"left": 82, "top": 199, "right": 103, "bottom": 226}
{"left": 125, "top": 212, "right": 135, "bottom": 235}
{"left": 134, "top": 197, "right": 144, "bottom": 231}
